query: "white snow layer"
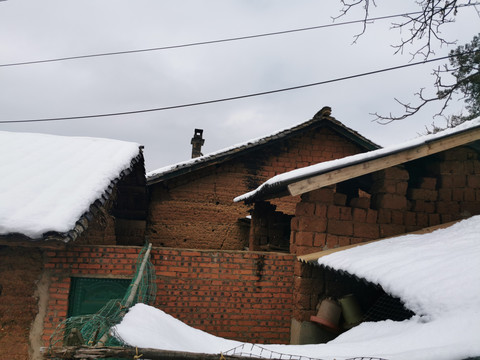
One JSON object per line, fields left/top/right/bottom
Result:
{"left": 116, "top": 217, "right": 480, "bottom": 360}
{"left": 234, "top": 116, "right": 480, "bottom": 202}
{"left": 0, "top": 131, "right": 140, "bottom": 239}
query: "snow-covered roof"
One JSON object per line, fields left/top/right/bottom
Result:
{"left": 235, "top": 117, "right": 480, "bottom": 203}
{"left": 0, "top": 131, "right": 142, "bottom": 242}
{"left": 115, "top": 216, "right": 480, "bottom": 360}
{"left": 147, "top": 108, "right": 378, "bottom": 185}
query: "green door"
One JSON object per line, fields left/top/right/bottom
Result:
{"left": 68, "top": 277, "right": 131, "bottom": 317}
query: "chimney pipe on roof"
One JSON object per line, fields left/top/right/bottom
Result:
{"left": 191, "top": 128, "right": 205, "bottom": 158}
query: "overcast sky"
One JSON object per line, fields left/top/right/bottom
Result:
{"left": 0, "top": 1, "right": 478, "bottom": 171}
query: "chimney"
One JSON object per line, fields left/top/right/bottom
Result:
{"left": 191, "top": 128, "right": 205, "bottom": 158}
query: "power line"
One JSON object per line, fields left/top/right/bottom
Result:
{"left": 3, "top": 52, "right": 474, "bottom": 124}
{"left": 0, "top": 10, "right": 436, "bottom": 68}
{"left": 2, "top": 3, "right": 478, "bottom": 69}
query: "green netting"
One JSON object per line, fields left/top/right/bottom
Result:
{"left": 48, "top": 243, "right": 156, "bottom": 349}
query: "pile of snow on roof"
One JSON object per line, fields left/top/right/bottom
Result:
{"left": 0, "top": 131, "right": 140, "bottom": 239}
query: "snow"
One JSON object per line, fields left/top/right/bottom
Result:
{"left": 0, "top": 131, "right": 140, "bottom": 239}
{"left": 115, "top": 216, "right": 480, "bottom": 360}
{"left": 145, "top": 120, "right": 310, "bottom": 180}
{"left": 146, "top": 116, "right": 375, "bottom": 182}
{"left": 234, "top": 117, "right": 480, "bottom": 203}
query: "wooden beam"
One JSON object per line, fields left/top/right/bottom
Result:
{"left": 0, "top": 238, "right": 66, "bottom": 249}
{"left": 42, "top": 346, "right": 284, "bottom": 360}
{"left": 288, "top": 127, "right": 480, "bottom": 196}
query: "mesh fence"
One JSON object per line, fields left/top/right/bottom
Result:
{"left": 224, "top": 343, "right": 388, "bottom": 360}
{"left": 48, "top": 243, "right": 156, "bottom": 349}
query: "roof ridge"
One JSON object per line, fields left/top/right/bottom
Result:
{"left": 147, "top": 108, "right": 377, "bottom": 185}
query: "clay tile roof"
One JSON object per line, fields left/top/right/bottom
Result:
{"left": 0, "top": 131, "right": 143, "bottom": 244}
{"left": 235, "top": 117, "right": 480, "bottom": 204}
{"left": 147, "top": 107, "right": 379, "bottom": 185}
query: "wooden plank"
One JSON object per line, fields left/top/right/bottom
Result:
{"left": 0, "top": 238, "right": 66, "bottom": 249}
{"left": 43, "top": 346, "right": 284, "bottom": 360}
{"left": 288, "top": 127, "right": 480, "bottom": 196}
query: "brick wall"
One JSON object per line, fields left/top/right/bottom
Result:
{"left": 43, "top": 245, "right": 295, "bottom": 346}
{"left": 290, "top": 146, "right": 480, "bottom": 256}
{"left": 0, "top": 246, "right": 44, "bottom": 360}
{"left": 147, "top": 127, "right": 366, "bottom": 250}
{"left": 291, "top": 146, "right": 480, "bottom": 322}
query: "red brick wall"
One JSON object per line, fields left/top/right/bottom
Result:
{"left": 0, "top": 246, "right": 44, "bottom": 360}
{"left": 147, "top": 127, "right": 366, "bottom": 250}
{"left": 290, "top": 146, "right": 480, "bottom": 256}
{"left": 43, "top": 245, "right": 295, "bottom": 346}
{"left": 291, "top": 146, "right": 480, "bottom": 321}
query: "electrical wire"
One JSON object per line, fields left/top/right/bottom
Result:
{"left": 0, "top": 7, "right": 469, "bottom": 69}
{"left": 3, "top": 52, "right": 476, "bottom": 124}
{"left": 1, "top": 3, "right": 478, "bottom": 68}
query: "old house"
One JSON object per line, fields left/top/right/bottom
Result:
{"left": 0, "top": 129, "right": 306, "bottom": 359}
{"left": 146, "top": 107, "right": 378, "bottom": 251}
{"left": 236, "top": 118, "right": 480, "bottom": 343}
{"left": 0, "top": 131, "right": 147, "bottom": 359}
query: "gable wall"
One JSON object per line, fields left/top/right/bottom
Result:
{"left": 42, "top": 245, "right": 295, "bottom": 346}
{"left": 147, "top": 127, "right": 366, "bottom": 250}
{"left": 291, "top": 145, "right": 480, "bottom": 322}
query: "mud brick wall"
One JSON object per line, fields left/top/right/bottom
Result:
{"left": 290, "top": 146, "right": 480, "bottom": 256}
{"left": 0, "top": 246, "right": 44, "bottom": 360}
{"left": 147, "top": 127, "right": 366, "bottom": 250}
{"left": 291, "top": 146, "right": 480, "bottom": 321}
{"left": 43, "top": 245, "right": 295, "bottom": 346}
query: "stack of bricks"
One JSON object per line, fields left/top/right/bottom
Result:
{"left": 291, "top": 184, "right": 382, "bottom": 256}
{"left": 371, "top": 167, "right": 409, "bottom": 238}
{"left": 292, "top": 261, "right": 324, "bottom": 322}
{"left": 430, "top": 147, "right": 480, "bottom": 221}
{"left": 291, "top": 147, "right": 480, "bottom": 325}
{"left": 290, "top": 146, "right": 480, "bottom": 257}
{"left": 43, "top": 245, "right": 295, "bottom": 346}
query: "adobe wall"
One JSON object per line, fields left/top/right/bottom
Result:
{"left": 147, "top": 127, "right": 366, "bottom": 250}
{"left": 0, "top": 246, "right": 44, "bottom": 360}
{"left": 291, "top": 145, "right": 480, "bottom": 322}
{"left": 43, "top": 245, "right": 295, "bottom": 346}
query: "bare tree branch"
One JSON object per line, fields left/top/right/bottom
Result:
{"left": 335, "top": 0, "right": 476, "bottom": 58}
{"left": 373, "top": 67, "right": 480, "bottom": 124}
{"left": 335, "top": 1, "right": 480, "bottom": 125}
{"left": 333, "top": 0, "right": 378, "bottom": 44}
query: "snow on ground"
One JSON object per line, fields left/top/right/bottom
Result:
{"left": 115, "top": 216, "right": 480, "bottom": 360}
{"left": 0, "top": 131, "right": 140, "bottom": 239}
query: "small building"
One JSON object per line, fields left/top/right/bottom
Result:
{"left": 0, "top": 131, "right": 147, "bottom": 359}
{"left": 236, "top": 117, "right": 480, "bottom": 343}
{"left": 146, "top": 107, "right": 378, "bottom": 251}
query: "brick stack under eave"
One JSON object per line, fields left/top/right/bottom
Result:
{"left": 290, "top": 145, "right": 480, "bottom": 257}
{"left": 291, "top": 145, "right": 480, "bottom": 327}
